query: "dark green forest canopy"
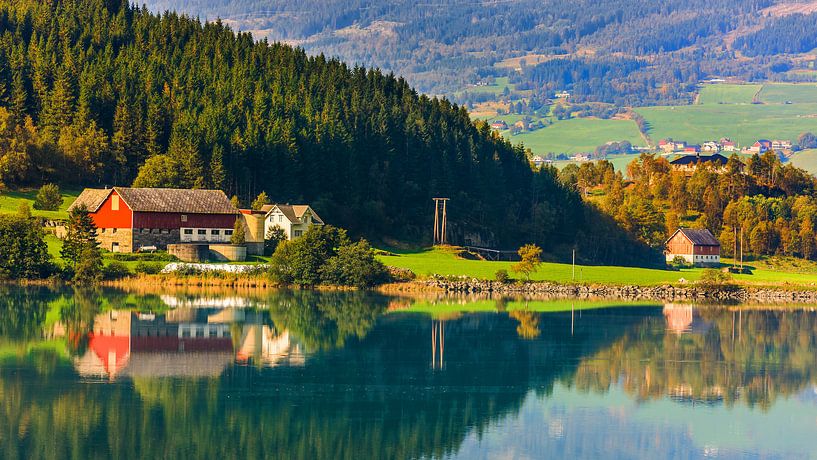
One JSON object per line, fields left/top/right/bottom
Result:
{"left": 0, "top": 0, "right": 654, "bottom": 264}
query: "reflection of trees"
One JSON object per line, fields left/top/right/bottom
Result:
{"left": 509, "top": 310, "right": 541, "bottom": 339}
{"left": 573, "top": 308, "right": 817, "bottom": 409}
{"left": 0, "top": 286, "right": 60, "bottom": 341}
{"left": 266, "top": 290, "right": 389, "bottom": 351}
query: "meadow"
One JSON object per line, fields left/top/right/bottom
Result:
{"left": 759, "top": 83, "right": 817, "bottom": 104}
{"left": 696, "top": 84, "right": 761, "bottom": 104}
{"left": 0, "top": 189, "right": 80, "bottom": 220}
{"left": 488, "top": 115, "right": 645, "bottom": 154}
{"left": 377, "top": 246, "right": 817, "bottom": 288}
{"left": 789, "top": 149, "right": 817, "bottom": 175}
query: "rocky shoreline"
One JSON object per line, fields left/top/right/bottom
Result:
{"left": 422, "top": 276, "right": 817, "bottom": 303}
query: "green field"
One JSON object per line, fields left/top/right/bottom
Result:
{"left": 492, "top": 116, "right": 645, "bottom": 154}
{"left": 551, "top": 152, "right": 638, "bottom": 177}
{"left": 759, "top": 83, "right": 817, "bottom": 104}
{"left": 459, "top": 77, "right": 515, "bottom": 95}
{"left": 0, "top": 189, "right": 80, "bottom": 220}
{"left": 635, "top": 103, "right": 817, "bottom": 146}
{"left": 697, "top": 84, "right": 761, "bottom": 105}
{"left": 378, "top": 246, "right": 817, "bottom": 287}
{"left": 789, "top": 149, "right": 817, "bottom": 175}
{"left": 396, "top": 298, "right": 657, "bottom": 316}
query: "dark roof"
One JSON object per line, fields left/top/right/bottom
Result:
{"left": 264, "top": 204, "right": 324, "bottom": 224}
{"left": 673, "top": 228, "right": 720, "bottom": 247}
{"left": 670, "top": 153, "right": 728, "bottom": 166}
{"left": 68, "top": 188, "right": 111, "bottom": 212}
{"left": 69, "top": 187, "right": 239, "bottom": 215}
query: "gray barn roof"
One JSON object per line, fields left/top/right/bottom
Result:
{"left": 69, "top": 187, "right": 238, "bottom": 214}
{"left": 672, "top": 228, "right": 721, "bottom": 246}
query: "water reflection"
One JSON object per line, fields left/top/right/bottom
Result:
{"left": 2, "top": 287, "right": 817, "bottom": 458}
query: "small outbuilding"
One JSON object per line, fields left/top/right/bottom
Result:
{"left": 665, "top": 228, "right": 721, "bottom": 267}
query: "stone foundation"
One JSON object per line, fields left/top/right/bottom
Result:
{"left": 133, "top": 229, "right": 182, "bottom": 251}
{"left": 97, "top": 228, "right": 133, "bottom": 253}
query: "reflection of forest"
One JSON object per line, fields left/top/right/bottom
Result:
{"left": 0, "top": 287, "right": 652, "bottom": 459}
{"left": 574, "top": 305, "right": 817, "bottom": 409}
{"left": 5, "top": 286, "right": 817, "bottom": 458}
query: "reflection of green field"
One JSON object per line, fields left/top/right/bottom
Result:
{"left": 697, "top": 84, "right": 761, "bottom": 104}
{"left": 501, "top": 117, "right": 645, "bottom": 154}
{"left": 636, "top": 103, "right": 817, "bottom": 146}
{"left": 378, "top": 247, "right": 817, "bottom": 287}
{"left": 759, "top": 83, "right": 817, "bottom": 104}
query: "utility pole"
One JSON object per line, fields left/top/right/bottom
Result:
{"left": 572, "top": 249, "right": 576, "bottom": 281}
{"left": 432, "top": 198, "right": 450, "bottom": 245}
{"left": 739, "top": 227, "right": 744, "bottom": 271}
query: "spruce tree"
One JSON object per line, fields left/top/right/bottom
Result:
{"left": 61, "top": 205, "right": 100, "bottom": 273}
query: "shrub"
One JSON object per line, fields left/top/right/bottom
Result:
{"left": 33, "top": 183, "right": 63, "bottom": 211}
{"left": 671, "top": 256, "right": 690, "bottom": 268}
{"left": 230, "top": 218, "right": 246, "bottom": 245}
{"left": 269, "top": 225, "right": 348, "bottom": 286}
{"left": 320, "top": 240, "right": 389, "bottom": 288}
{"left": 264, "top": 225, "right": 286, "bottom": 255}
{"left": 112, "top": 252, "right": 177, "bottom": 262}
{"left": 495, "top": 269, "right": 510, "bottom": 283}
{"left": 699, "top": 268, "right": 733, "bottom": 286}
{"left": 102, "top": 261, "right": 132, "bottom": 280}
{"left": 134, "top": 262, "right": 163, "bottom": 275}
{"left": 0, "top": 214, "right": 54, "bottom": 279}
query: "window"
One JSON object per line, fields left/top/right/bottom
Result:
{"left": 181, "top": 214, "right": 188, "bottom": 223}
{"left": 182, "top": 328, "right": 191, "bottom": 338}
{"left": 211, "top": 230, "right": 220, "bottom": 235}
{"left": 209, "top": 329, "right": 218, "bottom": 338}
{"left": 142, "top": 228, "right": 150, "bottom": 234}
{"left": 294, "top": 230, "right": 303, "bottom": 237}
{"left": 196, "top": 327, "right": 204, "bottom": 338}
{"left": 161, "top": 229, "right": 169, "bottom": 234}
{"left": 279, "top": 215, "right": 283, "bottom": 223}
{"left": 111, "top": 195, "right": 119, "bottom": 211}
{"left": 225, "top": 230, "right": 233, "bottom": 236}
{"left": 198, "top": 229, "right": 207, "bottom": 235}
{"left": 183, "top": 229, "right": 193, "bottom": 235}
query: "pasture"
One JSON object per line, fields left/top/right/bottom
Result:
{"left": 490, "top": 116, "right": 645, "bottom": 154}
{"left": 0, "top": 189, "right": 80, "bottom": 220}
{"left": 759, "top": 83, "right": 817, "bottom": 104}
{"left": 697, "top": 84, "right": 761, "bottom": 104}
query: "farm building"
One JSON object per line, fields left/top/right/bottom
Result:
{"left": 665, "top": 228, "right": 721, "bottom": 267}
{"left": 261, "top": 204, "right": 324, "bottom": 241}
{"left": 68, "top": 187, "right": 240, "bottom": 253}
{"left": 748, "top": 139, "right": 772, "bottom": 154}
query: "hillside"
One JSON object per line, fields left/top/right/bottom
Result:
{"left": 143, "top": 0, "right": 817, "bottom": 105}
{"left": 0, "top": 0, "right": 657, "bottom": 265}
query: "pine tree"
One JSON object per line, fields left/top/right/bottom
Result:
{"left": 61, "top": 205, "right": 100, "bottom": 271}
{"left": 209, "top": 145, "right": 226, "bottom": 190}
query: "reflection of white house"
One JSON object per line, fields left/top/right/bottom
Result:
{"left": 262, "top": 204, "right": 324, "bottom": 240}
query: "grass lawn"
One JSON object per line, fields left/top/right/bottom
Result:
{"left": 394, "top": 298, "right": 658, "bottom": 317}
{"left": 789, "top": 149, "right": 817, "bottom": 175}
{"left": 697, "top": 84, "right": 761, "bottom": 105}
{"left": 501, "top": 117, "right": 645, "bottom": 154}
{"left": 458, "top": 77, "right": 515, "bottom": 95}
{"left": 0, "top": 188, "right": 81, "bottom": 220}
{"left": 635, "top": 103, "right": 817, "bottom": 146}
{"left": 759, "top": 83, "right": 817, "bottom": 104}
{"left": 378, "top": 246, "right": 817, "bottom": 287}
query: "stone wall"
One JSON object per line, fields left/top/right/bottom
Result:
{"left": 97, "top": 228, "right": 133, "bottom": 253}
{"left": 168, "top": 244, "right": 209, "bottom": 262}
{"left": 133, "top": 229, "right": 182, "bottom": 251}
{"left": 209, "top": 244, "right": 247, "bottom": 262}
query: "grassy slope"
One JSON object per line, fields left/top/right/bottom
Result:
{"left": 495, "top": 117, "right": 645, "bottom": 154}
{"left": 789, "top": 149, "right": 817, "bottom": 175}
{"left": 697, "top": 84, "right": 761, "bottom": 105}
{"left": 759, "top": 83, "right": 817, "bottom": 104}
{"left": 636, "top": 103, "right": 817, "bottom": 146}
{"left": 378, "top": 246, "right": 817, "bottom": 287}
{"left": 0, "top": 189, "right": 80, "bottom": 220}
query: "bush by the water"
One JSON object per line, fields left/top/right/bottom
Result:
{"left": 134, "top": 262, "right": 163, "bottom": 275}
{"left": 33, "top": 184, "right": 63, "bottom": 211}
{"left": 699, "top": 268, "right": 733, "bottom": 286}
{"left": 495, "top": 269, "right": 510, "bottom": 283}
{"left": 102, "top": 261, "right": 132, "bottom": 280}
{"left": 269, "top": 226, "right": 389, "bottom": 288}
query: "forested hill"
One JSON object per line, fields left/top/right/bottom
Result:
{"left": 142, "top": 0, "right": 817, "bottom": 105}
{"left": 0, "top": 0, "right": 656, "bottom": 264}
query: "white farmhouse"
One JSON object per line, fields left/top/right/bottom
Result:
{"left": 262, "top": 204, "right": 324, "bottom": 240}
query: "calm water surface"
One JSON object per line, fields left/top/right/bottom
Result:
{"left": 1, "top": 287, "right": 817, "bottom": 459}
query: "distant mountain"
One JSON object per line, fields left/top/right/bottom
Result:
{"left": 142, "top": 0, "right": 817, "bottom": 105}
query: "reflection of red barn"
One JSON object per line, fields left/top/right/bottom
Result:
{"left": 87, "top": 333, "right": 131, "bottom": 378}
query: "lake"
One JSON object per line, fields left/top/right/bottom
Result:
{"left": 1, "top": 286, "right": 817, "bottom": 459}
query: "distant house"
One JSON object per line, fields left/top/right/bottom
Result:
{"left": 262, "top": 204, "right": 324, "bottom": 240}
{"left": 701, "top": 141, "right": 720, "bottom": 152}
{"left": 531, "top": 155, "right": 546, "bottom": 168}
{"left": 658, "top": 139, "right": 686, "bottom": 153}
{"left": 554, "top": 91, "right": 571, "bottom": 99}
{"left": 719, "top": 138, "right": 737, "bottom": 151}
{"left": 490, "top": 120, "right": 508, "bottom": 130}
{"left": 68, "top": 187, "right": 239, "bottom": 253}
{"left": 665, "top": 228, "right": 721, "bottom": 267}
{"left": 748, "top": 139, "right": 772, "bottom": 154}
{"left": 513, "top": 120, "right": 528, "bottom": 130}
{"left": 572, "top": 153, "right": 590, "bottom": 162}
{"left": 683, "top": 145, "right": 701, "bottom": 154}
{"left": 772, "top": 140, "right": 792, "bottom": 151}
{"left": 669, "top": 153, "right": 732, "bottom": 174}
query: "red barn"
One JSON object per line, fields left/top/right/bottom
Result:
{"left": 68, "top": 187, "right": 239, "bottom": 252}
{"left": 665, "top": 228, "right": 721, "bottom": 267}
